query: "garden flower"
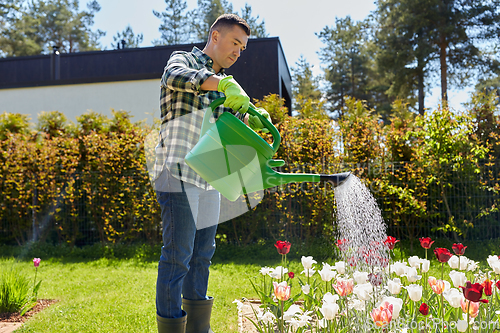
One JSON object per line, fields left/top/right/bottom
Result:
{"left": 430, "top": 278, "right": 446, "bottom": 294}
{"left": 33, "top": 258, "right": 41, "bottom": 267}
{"left": 318, "top": 266, "right": 336, "bottom": 282}
{"left": 260, "top": 266, "right": 272, "bottom": 276}
{"left": 301, "top": 268, "right": 316, "bottom": 277}
{"left": 269, "top": 266, "right": 288, "bottom": 279}
{"left": 273, "top": 281, "right": 291, "bottom": 301}
{"left": 257, "top": 309, "right": 276, "bottom": 324}
{"left": 456, "top": 319, "right": 468, "bottom": 332}
{"left": 405, "top": 284, "right": 423, "bottom": 301}
{"left": 481, "top": 278, "right": 493, "bottom": 296}
{"left": 288, "top": 272, "right": 295, "bottom": 279}
{"left": 443, "top": 288, "right": 464, "bottom": 308}
{"left": 333, "top": 277, "right": 353, "bottom": 296}
{"left": 335, "top": 238, "right": 349, "bottom": 251}
{"left": 460, "top": 281, "right": 489, "bottom": 303}
{"left": 384, "top": 236, "right": 399, "bottom": 250}
{"left": 452, "top": 243, "right": 467, "bottom": 255}
{"left": 404, "top": 266, "right": 421, "bottom": 283}
{"left": 449, "top": 270, "right": 467, "bottom": 288}
{"left": 322, "top": 292, "right": 339, "bottom": 304}
{"left": 283, "top": 304, "right": 302, "bottom": 321}
{"left": 386, "top": 277, "right": 402, "bottom": 295}
{"left": 448, "top": 255, "right": 470, "bottom": 270}
{"left": 460, "top": 299, "right": 479, "bottom": 318}
{"left": 419, "top": 237, "right": 434, "bottom": 249}
{"left": 390, "top": 261, "right": 408, "bottom": 276}
{"left": 301, "top": 256, "right": 316, "bottom": 270}
{"left": 407, "top": 256, "right": 421, "bottom": 269}
{"left": 419, "top": 302, "right": 429, "bottom": 316}
{"left": 301, "top": 284, "right": 310, "bottom": 295}
{"left": 467, "top": 260, "right": 479, "bottom": 272}
{"left": 420, "top": 259, "right": 430, "bottom": 273}
{"left": 334, "top": 261, "right": 346, "bottom": 274}
{"left": 487, "top": 255, "right": 500, "bottom": 274}
{"left": 368, "top": 273, "right": 383, "bottom": 286}
{"left": 353, "top": 282, "right": 373, "bottom": 301}
{"left": 370, "top": 301, "right": 393, "bottom": 327}
{"left": 320, "top": 302, "right": 339, "bottom": 320}
{"left": 380, "top": 296, "right": 403, "bottom": 319}
{"left": 434, "top": 247, "right": 452, "bottom": 263}
{"left": 496, "top": 280, "right": 500, "bottom": 291}
{"left": 274, "top": 240, "right": 291, "bottom": 255}
{"left": 349, "top": 298, "right": 366, "bottom": 311}
{"left": 232, "top": 299, "right": 244, "bottom": 312}
{"left": 353, "top": 271, "right": 368, "bottom": 284}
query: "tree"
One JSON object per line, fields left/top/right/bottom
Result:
{"left": 189, "top": 0, "right": 233, "bottom": 43}
{"left": 0, "top": 0, "right": 105, "bottom": 57}
{"left": 238, "top": 3, "right": 267, "bottom": 38}
{"left": 152, "top": 0, "right": 189, "bottom": 45}
{"left": 291, "top": 56, "right": 327, "bottom": 119}
{"left": 375, "top": 0, "right": 500, "bottom": 108}
{"left": 318, "top": 17, "right": 382, "bottom": 118}
{"left": 111, "top": 25, "right": 143, "bottom": 49}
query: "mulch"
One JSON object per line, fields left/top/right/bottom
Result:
{"left": 0, "top": 299, "right": 58, "bottom": 323}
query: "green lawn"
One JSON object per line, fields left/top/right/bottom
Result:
{"left": 0, "top": 257, "right": 264, "bottom": 333}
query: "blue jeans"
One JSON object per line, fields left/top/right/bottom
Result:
{"left": 155, "top": 170, "right": 220, "bottom": 319}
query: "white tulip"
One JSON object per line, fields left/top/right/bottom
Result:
{"left": 449, "top": 255, "right": 470, "bottom": 270}
{"left": 301, "top": 268, "right": 316, "bottom": 277}
{"left": 301, "top": 256, "right": 317, "bottom": 270}
{"left": 407, "top": 256, "right": 421, "bottom": 269}
{"left": 322, "top": 292, "right": 339, "bottom": 304}
{"left": 260, "top": 266, "right": 272, "bottom": 276}
{"left": 301, "top": 284, "right": 310, "bottom": 295}
{"left": 404, "top": 266, "right": 422, "bottom": 283}
{"left": 318, "top": 267, "right": 336, "bottom": 282}
{"left": 449, "top": 270, "right": 467, "bottom": 288}
{"left": 334, "top": 261, "right": 346, "bottom": 274}
{"left": 405, "top": 284, "right": 423, "bottom": 302}
{"left": 380, "top": 296, "right": 403, "bottom": 319}
{"left": 348, "top": 298, "right": 366, "bottom": 311}
{"left": 390, "top": 261, "right": 408, "bottom": 276}
{"left": 353, "top": 282, "right": 373, "bottom": 301}
{"left": 421, "top": 259, "right": 430, "bottom": 273}
{"left": 283, "top": 304, "right": 302, "bottom": 321}
{"left": 443, "top": 288, "right": 464, "bottom": 308}
{"left": 487, "top": 255, "right": 500, "bottom": 274}
{"left": 467, "top": 260, "right": 479, "bottom": 272}
{"left": 257, "top": 309, "right": 276, "bottom": 324}
{"left": 456, "top": 319, "right": 468, "bottom": 332}
{"left": 320, "top": 302, "right": 339, "bottom": 320}
{"left": 353, "top": 271, "right": 369, "bottom": 284}
{"left": 269, "top": 266, "right": 288, "bottom": 279}
{"left": 387, "top": 277, "right": 403, "bottom": 295}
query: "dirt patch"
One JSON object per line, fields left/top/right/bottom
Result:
{"left": 0, "top": 299, "right": 58, "bottom": 323}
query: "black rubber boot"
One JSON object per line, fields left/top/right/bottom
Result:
{"left": 157, "top": 310, "right": 187, "bottom": 333}
{"left": 182, "top": 297, "right": 215, "bottom": 333}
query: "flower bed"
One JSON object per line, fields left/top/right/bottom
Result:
{"left": 234, "top": 238, "right": 500, "bottom": 333}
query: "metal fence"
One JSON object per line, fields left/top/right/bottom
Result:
{"left": 1, "top": 161, "right": 499, "bottom": 246}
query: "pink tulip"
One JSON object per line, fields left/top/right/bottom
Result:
{"left": 370, "top": 301, "right": 393, "bottom": 327}
{"left": 33, "top": 258, "right": 41, "bottom": 268}
{"left": 429, "top": 278, "right": 445, "bottom": 295}
{"left": 333, "top": 278, "right": 354, "bottom": 296}
{"left": 273, "top": 281, "right": 290, "bottom": 301}
{"left": 460, "top": 299, "right": 479, "bottom": 318}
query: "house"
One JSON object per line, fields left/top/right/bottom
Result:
{"left": 0, "top": 37, "right": 292, "bottom": 125}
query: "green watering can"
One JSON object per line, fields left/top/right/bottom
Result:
{"left": 185, "top": 97, "right": 351, "bottom": 202}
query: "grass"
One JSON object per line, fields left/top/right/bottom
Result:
{"left": 0, "top": 238, "right": 499, "bottom": 332}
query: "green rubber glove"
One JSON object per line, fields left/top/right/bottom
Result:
{"left": 248, "top": 107, "right": 272, "bottom": 133}
{"left": 217, "top": 76, "right": 250, "bottom": 113}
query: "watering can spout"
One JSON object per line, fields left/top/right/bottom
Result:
{"left": 319, "top": 172, "right": 352, "bottom": 187}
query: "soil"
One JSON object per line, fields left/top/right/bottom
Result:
{"left": 0, "top": 299, "right": 58, "bottom": 323}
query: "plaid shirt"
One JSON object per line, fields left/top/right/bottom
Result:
{"left": 153, "top": 46, "right": 245, "bottom": 190}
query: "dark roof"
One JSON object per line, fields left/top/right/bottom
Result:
{"left": 0, "top": 37, "right": 292, "bottom": 110}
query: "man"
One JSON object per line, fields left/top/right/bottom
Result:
{"left": 153, "top": 14, "right": 269, "bottom": 333}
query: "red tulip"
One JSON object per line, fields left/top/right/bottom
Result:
{"left": 336, "top": 239, "right": 349, "bottom": 252}
{"left": 275, "top": 240, "right": 291, "bottom": 255}
{"left": 384, "top": 236, "right": 399, "bottom": 250}
{"left": 419, "top": 302, "right": 429, "bottom": 316}
{"left": 419, "top": 237, "right": 434, "bottom": 250}
{"left": 460, "top": 281, "right": 489, "bottom": 303}
{"left": 482, "top": 279, "right": 493, "bottom": 296}
{"left": 434, "top": 248, "right": 452, "bottom": 263}
{"left": 452, "top": 243, "right": 467, "bottom": 256}
{"left": 496, "top": 280, "right": 500, "bottom": 291}
{"left": 368, "top": 273, "right": 383, "bottom": 287}
{"left": 288, "top": 272, "right": 295, "bottom": 279}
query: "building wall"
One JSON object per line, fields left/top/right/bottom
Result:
{"left": 0, "top": 79, "right": 160, "bottom": 125}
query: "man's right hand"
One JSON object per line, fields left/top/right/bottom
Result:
{"left": 217, "top": 76, "right": 250, "bottom": 113}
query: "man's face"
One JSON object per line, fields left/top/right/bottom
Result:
{"left": 211, "top": 25, "right": 248, "bottom": 72}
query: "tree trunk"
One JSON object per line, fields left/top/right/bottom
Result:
{"left": 417, "top": 66, "right": 425, "bottom": 115}
{"left": 439, "top": 34, "right": 448, "bottom": 107}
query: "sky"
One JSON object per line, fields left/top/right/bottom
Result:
{"left": 79, "top": 0, "right": 474, "bottom": 111}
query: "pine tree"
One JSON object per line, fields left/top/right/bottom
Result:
{"left": 189, "top": 0, "right": 233, "bottom": 43}
{"left": 111, "top": 25, "right": 143, "bottom": 49}
{"left": 238, "top": 4, "right": 267, "bottom": 38}
{"left": 152, "top": 0, "right": 189, "bottom": 45}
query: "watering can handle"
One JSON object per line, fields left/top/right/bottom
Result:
{"left": 209, "top": 97, "right": 281, "bottom": 155}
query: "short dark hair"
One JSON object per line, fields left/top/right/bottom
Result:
{"left": 209, "top": 14, "right": 251, "bottom": 37}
